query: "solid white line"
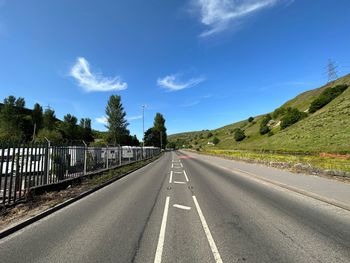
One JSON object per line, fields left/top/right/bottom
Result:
{"left": 173, "top": 204, "right": 191, "bottom": 210}
{"left": 174, "top": 181, "right": 186, "bottom": 184}
{"left": 171, "top": 163, "right": 174, "bottom": 168}
{"left": 180, "top": 162, "right": 183, "bottom": 167}
{"left": 192, "top": 195, "right": 223, "bottom": 263}
{"left": 154, "top": 196, "right": 170, "bottom": 263}
{"left": 169, "top": 171, "right": 173, "bottom": 184}
{"left": 183, "top": 170, "right": 189, "bottom": 182}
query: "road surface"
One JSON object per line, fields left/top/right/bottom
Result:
{"left": 0, "top": 151, "right": 349, "bottom": 262}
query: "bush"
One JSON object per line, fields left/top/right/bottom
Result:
{"left": 272, "top": 107, "right": 286, "bottom": 119}
{"left": 248, "top": 117, "right": 254, "bottom": 122}
{"left": 280, "top": 108, "right": 308, "bottom": 129}
{"left": 207, "top": 132, "right": 213, "bottom": 138}
{"left": 259, "top": 114, "right": 272, "bottom": 135}
{"left": 309, "top": 85, "right": 348, "bottom": 113}
{"left": 212, "top": 137, "right": 220, "bottom": 145}
{"left": 268, "top": 131, "right": 274, "bottom": 137}
{"left": 234, "top": 128, "right": 246, "bottom": 141}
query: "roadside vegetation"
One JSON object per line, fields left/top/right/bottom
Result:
{"left": 169, "top": 74, "right": 350, "bottom": 174}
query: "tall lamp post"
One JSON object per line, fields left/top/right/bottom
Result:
{"left": 142, "top": 104, "right": 147, "bottom": 157}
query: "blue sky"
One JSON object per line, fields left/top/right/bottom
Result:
{"left": 1, "top": 0, "right": 350, "bottom": 140}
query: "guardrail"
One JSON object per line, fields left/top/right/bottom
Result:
{"left": 0, "top": 143, "right": 160, "bottom": 206}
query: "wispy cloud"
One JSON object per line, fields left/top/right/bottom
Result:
{"left": 95, "top": 116, "right": 107, "bottom": 125}
{"left": 127, "top": 115, "right": 142, "bottom": 121}
{"left": 70, "top": 57, "right": 127, "bottom": 92}
{"left": 157, "top": 74, "right": 205, "bottom": 91}
{"left": 191, "top": 0, "right": 293, "bottom": 37}
{"left": 179, "top": 94, "right": 212, "bottom": 107}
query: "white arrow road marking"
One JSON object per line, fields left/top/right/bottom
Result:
{"left": 183, "top": 170, "right": 189, "bottom": 182}
{"left": 192, "top": 195, "right": 223, "bottom": 263}
{"left": 173, "top": 204, "right": 191, "bottom": 210}
{"left": 154, "top": 196, "right": 170, "bottom": 263}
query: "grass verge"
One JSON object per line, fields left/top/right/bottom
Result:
{"left": 200, "top": 149, "right": 350, "bottom": 181}
{"left": 0, "top": 155, "right": 161, "bottom": 231}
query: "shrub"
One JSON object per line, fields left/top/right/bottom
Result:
{"left": 259, "top": 114, "right": 272, "bottom": 135}
{"left": 309, "top": 84, "right": 348, "bottom": 113}
{"left": 212, "top": 137, "right": 220, "bottom": 145}
{"left": 207, "top": 132, "right": 213, "bottom": 138}
{"left": 272, "top": 107, "right": 286, "bottom": 119}
{"left": 268, "top": 131, "right": 274, "bottom": 137}
{"left": 248, "top": 117, "right": 254, "bottom": 122}
{"left": 280, "top": 108, "right": 308, "bottom": 129}
{"left": 234, "top": 128, "right": 246, "bottom": 141}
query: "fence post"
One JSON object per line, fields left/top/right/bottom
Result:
{"left": 106, "top": 145, "right": 109, "bottom": 169}
{"left": 44, "top": 138, "right": 51, "bottom": 185}
{"left": 82, "top": 141, "right": 87, "bottom": 175}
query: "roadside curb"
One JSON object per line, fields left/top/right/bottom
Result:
{"left": 0, "top": 154, "right": 163, "bottom": 240}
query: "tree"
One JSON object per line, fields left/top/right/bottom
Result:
{"left": 234, "top": 128, "right": 246, "bottom": 141}
{"left": 309, "top": 85, "right": 348, "bottom": 113}
{"left": 105, "top": 95, "right": 129, "bottom": 145}
{"left": 80, "top": 118, "right": 94, "bottom": 143}
{"left": 248, "top": 117, "right": 254, "bottom": 123}
{"left": 35, "top": 128, "right": 63, "bottom": 144}
{"left": 32, "top": 103, "right": 43, "bottom": 139}
{"left": 59, "top": 114, "right": 78, "bottom": 140}
{"left": 280, "top": 108, "right": 308, "bottom": 129}
{"left": 43, "top": 108, "right": 56, "bottom": 130}
{"left": 212, "top": 137, "right": 220, "bottom": 145}
{"left": 153, "top": 113, "right": 167, "bottom": 149}
{"left": 259, "top": 114, "right": 271, "bottom": 135}
{"left": 0, "top": 95, "right": 26, "bottom": 141}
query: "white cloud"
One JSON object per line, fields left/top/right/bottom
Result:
{"left": 70, "top": 57, "right": 127, "bottom": 92}
{"left": 128, "top": 115, "right": 142, "bottom": 121}
{"left": 95, "top": 116, "right": 107, "bottom": 125}
{"left": 157, "top": 74, "right": 205, "bottom": 91}
{"left": 192, "top": 0, "right": 292, "bottom": 37}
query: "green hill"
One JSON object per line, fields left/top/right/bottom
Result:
{"left": 169, "top": 74, "right": 350, "bottom": 154}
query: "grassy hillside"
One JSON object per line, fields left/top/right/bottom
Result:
{"left": 169, "top": 74, "right": 350, "bottom": 153}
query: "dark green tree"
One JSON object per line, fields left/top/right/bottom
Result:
{"left": 105, "top": 95, "right": 129, "bottom": 145}
{"left": 212, "top": 137, "right": 220, "bottom": 145}
{"left": 59, "top": 114, "right": 78, "bottom": 140}
{"left": 32, "top": 103, "right": 43, "bottom": 138}
{"left": 153, "top": 113, "right": 167, "bottom": 149}
{"left": 80, "top": 118, "right": 94, "bottom": 143}
{"left": 43, "top": 108, "right": 57, "bottom": 130}
{"left": 234, "top": 128, "right": 246, "bottom": 141}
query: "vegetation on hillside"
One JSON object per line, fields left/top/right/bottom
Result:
{"left": 169, "top": 74, "right": 350, "bottom": 153}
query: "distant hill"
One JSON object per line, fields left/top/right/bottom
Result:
{"left": 169, "top": 74, "right": 350, "bottom": 153}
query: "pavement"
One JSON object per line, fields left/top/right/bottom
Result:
{"left": 0, "top": 151, "right": 349, "bottom": 262}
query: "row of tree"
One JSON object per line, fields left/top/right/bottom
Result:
{"left": 0, "top": 94, "right": 167, "bottom": 148}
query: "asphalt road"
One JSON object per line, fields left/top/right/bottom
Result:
{"left": 0, "top": 151, "right": 349, "bottom": 262}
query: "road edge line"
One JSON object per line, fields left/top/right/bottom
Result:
{"left": 154, "top": 196, "right": 170, "bottom": 263}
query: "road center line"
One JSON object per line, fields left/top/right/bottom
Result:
{"left": 192, "top": 195, "right": 223, "bottom": 263}
{"left": 183, "top": 170, "right": 189, "bottom": 182}
{"left": 173, "top": 204, "right": 191, "bottom": 210}
{"left": 154, "top": 196, "right": 170, "bottom": 263}
{"left": 169, "top": 171, "right": 173, "bottom": 184}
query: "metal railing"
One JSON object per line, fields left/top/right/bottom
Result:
{"left": 0, "top": 143, "right": 160, "bottom": 206}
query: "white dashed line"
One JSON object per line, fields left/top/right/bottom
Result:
{"left": 183, "top": 170, "right": 189, "bottom": 182}
{"left": 173, "top": 204, "right": 191, "bottom": 210}
{"left": 192, "top": 195, "right": 223, "bottom": 263}
{"left": 154, "top": 196, "right": 170, "bottom": 263}
{"left": 169, "top": 171, "right": 173, "bottom": 184}
{"left": 174, "top": 181, "right": 186, "bottom": 184}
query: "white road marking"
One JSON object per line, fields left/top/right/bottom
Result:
{"left": 174, "top": 181, "right": 186, "bottom": 184}
{"left": 174, "top": 171, "right": 182, "bottom": 174}
{"left": 154, "top": 196, "right": 170, "bottom": 263}
{"left": 173, "top": 204, "right": 191, "bottom": 210}
{"left": 180, "top": 163, "right": 183, "bottom": 167}
{"left": 192, "top": 195, "right": 223, "bottom": 263}
{"left": 169, "top": 171, "right": 173, "bottom": 184}
{"left": 171, "top": 163, "right": 174, "bottom": 168}
{"left": 183, "top": 170, "right": 189, "bottom": 182}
